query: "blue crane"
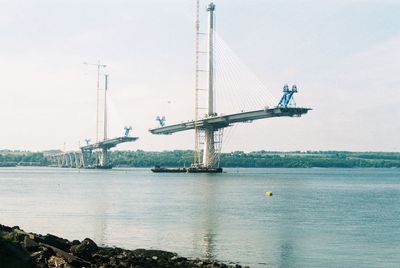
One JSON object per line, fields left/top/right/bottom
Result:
{"left": 278, "top": 84, "right": 298, "bottom": 107}
{"left": 156, "top": 116, "right": 166, "bottom": 127}
{"left": 124, "top": 126, "right": 132, "bottom": 137}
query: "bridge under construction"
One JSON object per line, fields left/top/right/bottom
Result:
{"left": 149, "top": 2, "right": 311, "bottom": 172}
{"left": 48, "top": 136, "right": 137, "bottom": 169}
{"left": 48, "top": 64, "right": 138, "bottom": 169}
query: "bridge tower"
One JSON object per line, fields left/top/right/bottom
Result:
{"left": 100, "top": 74, "right": 109, "bottom": 167}
{"left": 202, "top": 2, "right": 218, "bottom": 168}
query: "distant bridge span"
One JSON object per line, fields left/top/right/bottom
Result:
{"left": 48, "top": 136, "right": 138, "bottom": 169}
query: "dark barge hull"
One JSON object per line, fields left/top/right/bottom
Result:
{"left": 151, "top": 167, "right": 187, "bottom": 173}
{"left": 187, "top": 167, "right": 223, "bottom": 173}
{"left": 151, "top": 166, "right": 223, "bottom": 173}
{"left": 84, "top": 165, "right": 113, "bottom": 169}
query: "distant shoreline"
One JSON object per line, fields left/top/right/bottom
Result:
{"left": 1, "top": 150, "right": 400, "bottom": 168}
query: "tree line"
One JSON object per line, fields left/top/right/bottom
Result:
{"left": 1, "top": 150, "right": 400, "bottom": 168}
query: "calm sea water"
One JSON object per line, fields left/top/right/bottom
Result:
{"left": 0, "top": 167, "right": 399, "bottom": 267}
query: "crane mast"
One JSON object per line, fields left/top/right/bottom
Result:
{"left": 194, "top": 0, "right": 202, "bottom": 166}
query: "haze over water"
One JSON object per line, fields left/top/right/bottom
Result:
{"left": 0, "top": 167, "right": 399, "bottom": 267}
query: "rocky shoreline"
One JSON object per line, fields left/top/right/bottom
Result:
{"left": 0, "top": 224, "right": 249, "bottom": 268}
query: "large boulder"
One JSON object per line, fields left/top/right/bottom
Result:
{"left": 70, "top": 238, "right": 98, "bottom": 260}
{"left": 0, "top": 239, "right": 34, "bottom": 267}
{"left": 0, "top": 224, "right": 13, "bottom": 232}
{"left": 41, "top": 243, "right": 90, "bottom": 267}
{"left": 42, "top": 234, "right": 71, "bottom": 251}
{"left": 23, "top": 236, "right": 39, "bottom": 251}
{"left": 132, "top": 248, "right": 177, "bottom": 260}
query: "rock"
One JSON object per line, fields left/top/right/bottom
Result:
{"left": 36, "top": 262, "right": 48, "bottom": 268}
{"left": 0, "top": 239, "right": 33, "bottom": 267}
{"left": 23, "top": 235, "right": 39, "bottom": 251}
{"left": 28, "top": 233, "right": 46, "bottom": 244}
{"left": 70, "top": 237, "right": 98, "bottom": 260}
{"left": 1, "top": 224, "right": 250, "bottom": 268}
{"left": 170, "top": 256, "right": 178, "bottom": 261}
{"left": 43, "top": 233, "right": 71, "bottom": 251}
{"left": 30, "top": 251, "right": 42, "bottom": 258}
{"left": 31, "top": 246, "right": 54, "bottom": 264}
{"left": 41, "top": 243, "right": 90, "bottom": 267}
{"left": 92, "top": 252, "right": 110, "bottom": 264}
{"left": 132, "top": 248, "right": 176, "bottom": 261}
{"left": 109, "top": 256, "right": 117, "bottom": 265}
{"left": 27, "top": 233, "right": 36, "bottom": 240}
{"left": 13, "top": 229, "right": 28, "bottom": 242}
{"left": 48, "top": 255, "right": 67, "bottom": 266}
{"left": 71, "top": 239, "right": 81, "bottom": 245}
{"left": 0, "top": 224, "right": 13, "bottom": 232}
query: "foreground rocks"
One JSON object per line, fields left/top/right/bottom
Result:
{"left": 0, "top": 224, "right": 249, "bottom": 268}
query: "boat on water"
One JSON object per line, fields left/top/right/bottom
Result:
{"left": 187, "top": 166, "right": 223, "bottom": 173}
{"left": 151, "top": 165, "right": 223, "bottom": 173}
{"left": 151, "top": 166, "right": 187, "bottom": 173}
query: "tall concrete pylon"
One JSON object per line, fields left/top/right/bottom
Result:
{"left": 202, "top": 2, "right": 217, "bottom": 168}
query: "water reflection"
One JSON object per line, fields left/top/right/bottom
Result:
{"left": 91, "top": 193, "right": 107, "bottom": 246}
{"left": 192, "top": 175, "right": 218, "bottom": 260}
{"left": 275, "top": 175, "right": 308, "bottom": 268}
{"left": 278, "top": 241, "right": 295, "bottom": 268}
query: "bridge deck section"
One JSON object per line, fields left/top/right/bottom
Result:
{"left": 149, "top": 107, "right": 311, "bottom": 135}
{"left": 80, "top": 136, "right": 139, "bottom": 151}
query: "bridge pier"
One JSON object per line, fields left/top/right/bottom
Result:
{"left": 203, "top": 127, "right": 216, "bottom": 167}
{"left": 100, "top": 148, "right": 109, "bottom": 167}
{"left": 68, "top": 153, "right": 74, "bottom": 168}
{"left": 74, "top": 152, "right": 82, "bottom": 168}
{"left": 63, "top": 154, "right": 68, "bottom": 167}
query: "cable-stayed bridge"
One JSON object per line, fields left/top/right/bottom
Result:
{"left": 49, "top": 65, "right": 138, "bottom": 169}
{"left": 149, "top": 1, "right": 311, "bottom": 173}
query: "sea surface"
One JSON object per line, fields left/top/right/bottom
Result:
{"left": 0, "top": 167, "right": 399, "bottom": 267}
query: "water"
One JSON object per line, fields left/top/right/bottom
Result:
{"left": 0, "top": 167, "right": 399, "bottom": 267}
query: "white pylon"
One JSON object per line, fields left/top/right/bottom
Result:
{"left": 202, "top": 2, "right": 217, "bottom": 168}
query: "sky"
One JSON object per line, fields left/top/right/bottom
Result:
{"left": 0, "top": 0, "right": 399, "bottom": 152}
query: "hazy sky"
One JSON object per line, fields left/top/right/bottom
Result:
{"left": 1, "top": 0, "right": 399, "bottom": 152}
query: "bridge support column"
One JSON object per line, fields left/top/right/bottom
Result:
{"left": 203, "top": 127, "right": 216, "bottom": 167}
{"left": 81, "top": 149, "right": 92, "bottom": 168}
{"left": 62, "top": 154, "right": 67, "bottom": 167}
{"left": 100, "top": 148, "right": 109, "bottom": 167}
{"left": 75, "top": 152, "right": 82, "bottom": 168}
{"left": 69, "top": 153, "right": 74, "bottom": 168}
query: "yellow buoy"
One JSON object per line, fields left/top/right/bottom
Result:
{"left": 265, "top": 191, "right": 273, "bottom": 196}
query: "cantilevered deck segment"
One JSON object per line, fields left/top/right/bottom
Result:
{"left": 149, "top": 107, "right": 311, "bottom": 135}
{"left": 80, "top": 136, "right": 138, "bottom": 151}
